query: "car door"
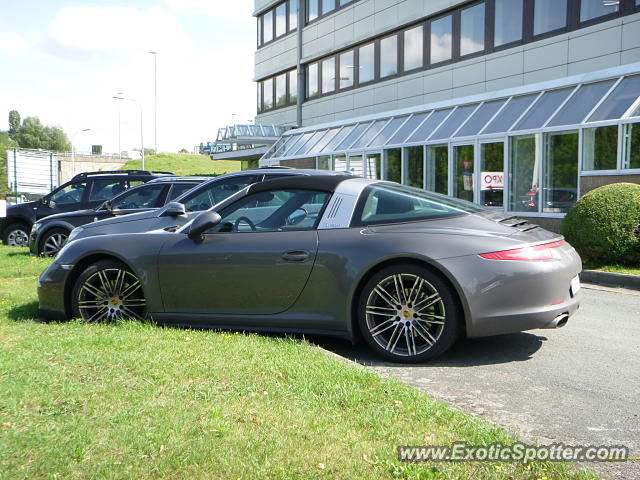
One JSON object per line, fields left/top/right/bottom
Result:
{"left": 37, "top": 180, "right": 89, "bottom": 219}
{"left": 157, "top": 188, "right": 331, "bottom": 316}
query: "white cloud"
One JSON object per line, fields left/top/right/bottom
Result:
{"left": 0, "top": 32, "right": 28, "bottom": 56}
{"left": 44, "top": 6, "right": 191, "bottom": 59}
{"left": 163, "top": 0, "right": 252, "bottom": 21}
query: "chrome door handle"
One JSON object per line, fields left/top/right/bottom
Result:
{"left": 281, "top": 250, "right": 310, "bottom": 262}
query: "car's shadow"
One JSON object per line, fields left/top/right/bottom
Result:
{"left": 307, "top": 332, "right": 547, "bottom": 367}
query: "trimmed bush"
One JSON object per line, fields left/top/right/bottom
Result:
{"left": 561, "top": 183, "right": 640, "bottom": 265}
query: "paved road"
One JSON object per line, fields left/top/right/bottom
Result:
{"left": 314, "top": 285, "right": 640, "bottom": 479}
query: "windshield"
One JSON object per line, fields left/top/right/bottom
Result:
{"left": 353, "top": 183, "right": 485, "bottom": 226}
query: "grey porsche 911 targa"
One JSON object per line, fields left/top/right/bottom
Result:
{"left": 38, "top": 173, "right": 582, "bottom": 363}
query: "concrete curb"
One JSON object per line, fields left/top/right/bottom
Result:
{"left": 580, "top": 270, "right": 640, "bottom": 291}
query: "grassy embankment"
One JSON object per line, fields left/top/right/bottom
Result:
{"left": 120, "top": 153, "right": 241, "bottom": 177}
{"left": 0, "top": 246, "right": 601, "bottom": 479}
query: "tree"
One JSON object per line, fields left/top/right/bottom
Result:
{"left": 14, "top": 116, "right": 70, "bottom": 152}
{"left": 8, "top": 110, "right": 20, "bottom": 141}
{"left": 179, "top": 148, "right": 189, "bottom": 153}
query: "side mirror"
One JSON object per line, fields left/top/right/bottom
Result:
{"left": 100, "top": 200, "right": 113, "bottom": 212}
{"left": 38, "top": 197, "right": 49, "bottom": 205}
{"left": 187, "top": 211, "right": 221, "bottom": 243}
{"left": 163, "top": 201, "right": 186, "bottom": 217}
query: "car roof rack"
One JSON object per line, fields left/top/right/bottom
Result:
{"left": 72, "top": 170, "right": 174, "bottom": 179}
{"left": 258, "top": 166, "right": 294, "bottom": 169}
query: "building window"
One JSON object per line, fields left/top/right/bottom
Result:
{"left": 534, "top": 0, "right": 567, "bottom": 36}
{"left": 288, "top": 70, "right": 298, "bottom": 103}
{"left": 431, "top": 14, "right": 453, "bottom": 64}
{"left": 494, "top": 0, "right": 523, "bottom": 47}
{"left": 380, "top": 35, "right": 398, "bottom": 78}
{"left": 275, "top": 3, "right": 286, "bottom": 37}
{"left": 257, "top": 0, "right": 297, "bottom": 47}
{"left": 509, "top": 135, "right": 539, "bottom": 212}
{"left": 290, "top": 0, "right": 298, "bottom": 30}
{"left": 480, "top": 142, "right": 504, "bottom": 207}
{"left": 583, "top": 126, "right": 618, "bottom": 171}
{"left": 308, "top": 0, "right": 319, "bottom": 21}
{"left": 257, "top": 83, "right": 262, "bottom": 113}
{"left": 460, "top": 2, "right": 485, "bottom": 57}
{"left": 358, "top": 43, "right": 375, "bottom": 84}
{"left": 263, "top": 10, "right": 273, "bottom": 43}
{"left": 543, "top": 131, "right": 578, "bottom": 213}
{"left": 405, "top": 147, "right": 424, "bottom": 189}
{"left": 385, "top": 149, "right": 402, "bottom": 183}
{"left": 275, "top": 73, "right": 287, "bottom": 107}
{"left": 403, "top": 25, "right": 424, "bottom": 72}
{"left": 364, "top": 153, "right": 382, "bottom": 179}
{"left": 307, "top": 62, "right": 319, "bottom": 98}
{"left": 321, "top": 57, "right": 336, "bottom": 94}
{"left": 622, "top": 123, "right": 640, "bottom": 170}
{"left": 317, "top": 155, "right": 332, "bottom": 170}
{"left": 580, "top": 0, "right": 618, "bottom": 23}
{"left": 426, "top": 145, "right": 448, "bottom": 195}
{"left": 339, "top": 51, "right": 354, "bottom": 89}
{"left": 322, "top": 0, "right": 336, "bottom": 15}
{"left": 263, "top": 78, "right": 274, "bottom": 110}
{"left": 453, "top": 145, "right": 475, "bottom": 202}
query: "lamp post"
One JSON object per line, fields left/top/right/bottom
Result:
{"left": 113, "top": 95, "right": 144, "bottom": 170}
{"left": 148, "top": 51, "right": 158, "bottom": 154}
{"left": 71, "top": 128, "right": 91, "bottom": 176}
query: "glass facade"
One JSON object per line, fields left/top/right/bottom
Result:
{"left": 257, "top": 0, "right": 297, "bottom": 46}
{"left": 339, "top": 51, "right": 354, "bottom": 89}
{"left": 405, "top": 147, "right": 424, "bottom": 189}
{"left": 543, "top": 131, "right": 578, "bottom": 213}
{"left": 509, "top": 135, "right": 539, "bottom": 213}
{"left": 321, "top": 57, "right": 336, "bottom": 94}
{"left": 358, "top": 43, "right": 375, "bottom": 84}
{"left": 453, "top": 145, "right": 475, "bottom": 201}
{"left": 404, "top": 25, "right": 423, "bottom": 71}
{"left": 623, "top": 123, "right": 640, "bottom": 170}
{"left": 380, "top": 35, "right": 398, "bottom": 78}
{"left": 480, "top": 142, "right": 504, "bottom": 207}
{"left": 580, "top": 0, "right": 618, "bottom": 23}
{"left": 426, "top": 145, "right": 448, "bottom": 195}
{"left": 385, "top": 149, "right": 402, "bottom": 183}
{"left": 583, "top": 126, "right": 618, "bottom": 171}
{"left": 307, "top": 63, "right": 318, "bottom": 98}
{"left": 257, "top": 68, "right": 298, "bottom": 113}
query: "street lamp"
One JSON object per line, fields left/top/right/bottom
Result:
{"left": 71, "top": 128, "right": 91, "bottom": 176}
{"left": 148, "top": 51, "right": 158, "bottom": 154}
{"left": 113, "top": 95, "right": 144, "bottom": 170}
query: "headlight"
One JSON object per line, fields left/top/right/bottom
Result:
{"left": 67, "top": 226, "right": 84, "bottom": 243}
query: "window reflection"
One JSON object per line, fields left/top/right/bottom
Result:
{"left": 322, "top": 57, "right": 336, "bottom": 94}
{"left": 580, "top": 0, "right": 618, "bottom": 22}
{"left": 380, "top": 35, "right": 398, "bottom": 78}
{"left": 495, "top": 0, "right": 523, "bottom": 47}
{"left": 339, "top": 51, "right": 354, "bottom": 89}
{"left": 263, "top": 78, "right": 273, "bottom": 110}
{"left": 403, "top": 25, "right": 423, "bottom": 71}
{"left": 358, "top": 43, "right": 375, "bottom": 83}
{"left": 460, "top": 3, "right": 485, "bottom": 56}
{"left": 426, "top": 145, "right": 448, "bottom": 195}
{"left": 307, "top": 63, "right": 318, "bottom": 98}
{"left": 263, "top": 10, "right": 273, "bottom": 43}
{"left": 431, "top": 15, "right": 452, "bottom": 64}
{"left": 405, "top": 147, "right": 424, "bottom": 189}
{"left": 275, "top": 3, "right": 286, "bottom": 37}
{"left": 454, "top": 145, "right": 474, "bottom": 202}
{"left": 480, "top": 142, "right": 504, "bottom": 207}
{"left": 275, "top": 73, "right": 287, "bottom": 107}
{"left": 534, "top": 0, "right": 567, "bottom": 35}
{"left": 543, "top": 131, "right": 578, "bottom": 213}
{"left": 583, "top": 126, "right": 618, "bottom": 171}
{"left": 623, "top": 123, "right": 640, "bottom": 169}
{"left": 509, "top": 135, "right": 540, "bottom": 212}
{"left": 385, "top": 149, "right": 402, "bottom": 183}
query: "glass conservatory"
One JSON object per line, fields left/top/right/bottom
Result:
{"left": 260, "top": 64, "right": 640, "bottom": 217}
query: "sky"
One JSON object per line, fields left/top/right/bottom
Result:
{"left": 0, "top": 0, "right": 256, "bottom": 154}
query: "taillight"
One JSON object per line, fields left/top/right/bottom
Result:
{"left": 479, "top": 240, "right": 565, "bottom": 261}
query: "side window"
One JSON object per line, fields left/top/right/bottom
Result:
{"left": 209, "top": 189, "right": 331, "bottom": 233}
{"left": 111, "top": 184, "right": 165, "bottom": 209}
{"left": 49, "top": 182, "right": 87, "bottom": 204}
{"left": 183, "top": 176, "right": 257, "bottom": 212}
{"left": 89, "top": 179, "right": 128, "bottom": 201}
{"left": 167, "top": 183, "right": 198, "bottom": 202}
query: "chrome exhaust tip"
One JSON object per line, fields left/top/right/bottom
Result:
{"left": 548, "top": 313, "right": 569, "bottom": 329}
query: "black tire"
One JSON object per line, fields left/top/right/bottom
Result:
{"left": 72, "top": 259, "right": 147, "bottom": 323}
{"left": 39, "top": 227, "right": 70, "bottom": 257}
{"left": 357, "top": 263, "right": 462, "bottom": 363}
{"left": 2, "top": 223, "right": 30, "bottom": 247}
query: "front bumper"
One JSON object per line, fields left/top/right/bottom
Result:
{"left": 37, "top": 261, "right": 72, "bottom": 321}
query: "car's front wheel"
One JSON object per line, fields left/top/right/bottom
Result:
{"left": 72, "top": 259, "right": 147, "bottom": 322}
{"left": 358, "top": 263, "right": 462, "bottom": 363}
{"left": 39, "top": 228, "right": 69, "bottom": 257}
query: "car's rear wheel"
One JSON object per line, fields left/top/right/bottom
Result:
{"left": 358, "top": 263, "right": 462, "bottom": 363}
{"left": 2, "top": 223, "right": 30, "bottom": 247}
{"left": 39, "top": 228, "right": 69, "bottom": 257}
{"left": 72, "top": 259, "right": 147, "bottom": 322}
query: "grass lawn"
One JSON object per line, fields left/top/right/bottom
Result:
{"left": 0, "top": 245, "right": 599, "bottom": 479}
{"left": 121, "top": 153, "right": 241, "bottom": 177}
{"left": 583, "top": 264, "right": 640, "bottom": 276}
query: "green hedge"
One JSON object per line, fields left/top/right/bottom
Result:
{"left": 561, "top": 183, "right": 640, "bottom": 265}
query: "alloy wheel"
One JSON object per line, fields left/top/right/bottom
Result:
{"left": 76, "top": 268, "right": 146, "bottom": 322}
{"left": 42, "top": 232, "right": 68, "bottom": 256}
{"left": 365, "top": 273, "right": 446, "bottom": 357}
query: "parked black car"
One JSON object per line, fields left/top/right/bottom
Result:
{"left": 1, "top": 170, "right": 173, "bottom": 247}
{"left": 29, "top": 176, "right": 207, "bottom": 256}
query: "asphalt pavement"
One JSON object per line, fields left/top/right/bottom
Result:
{"left": 314, "top": 284, "right": 640, "bottom": 479}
